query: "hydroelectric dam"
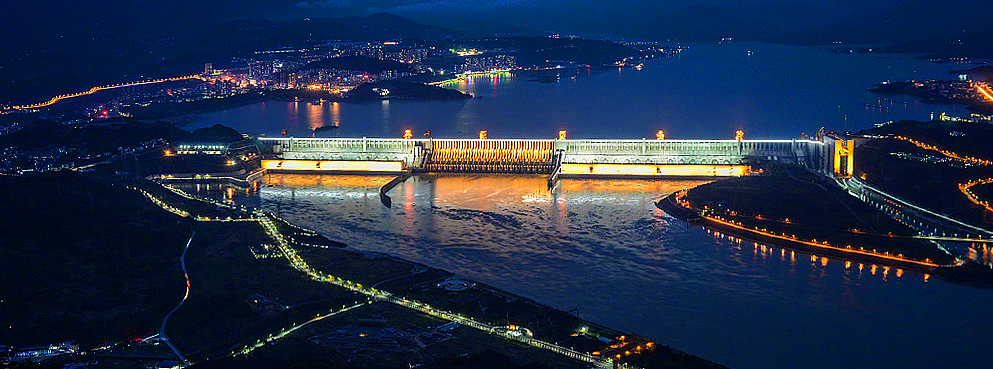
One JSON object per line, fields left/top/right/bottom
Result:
{"left": 257, "top": 135, "right": 851, "bottom": 181}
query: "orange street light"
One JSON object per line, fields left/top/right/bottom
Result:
{"left": 735, "top": 130, "right": 744, "bottom": 140}
{"left": 656, "top": 130, "right": 665, "bottom": 140}
{"left": 403, "top": 129, "right": 413, "bottom": 139}
{"left": 479, "top": 130, "right": 488, "bottom": 139}
{"left": 558, "top": 130, "right": 567, "bottom": 140}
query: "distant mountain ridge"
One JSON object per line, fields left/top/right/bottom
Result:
{"left": 771, "top": 0, "right": 993, "bottom": 45}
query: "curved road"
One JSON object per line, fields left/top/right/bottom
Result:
{"left": 160, "top": 231, "right": 195, "bottom": 366}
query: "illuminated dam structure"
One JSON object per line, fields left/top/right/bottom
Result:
{"left": 258, "top": 137, "right": 831, "bottom": 178}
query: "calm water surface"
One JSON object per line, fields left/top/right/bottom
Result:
{"left": 190, "top": 42, "right": 973, "bottom": 139}
{"left": 186, "top": 175, "right": 993, "bottom": 369}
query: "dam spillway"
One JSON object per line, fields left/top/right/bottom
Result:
{"left": 424, "top": 139, "right": 556, "bottom": 174}
{"left": 258, "top": 137, "right": 830, "bottom": 178}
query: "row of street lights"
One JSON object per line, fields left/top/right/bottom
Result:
{"left": 400, "top": 129, "right": 747, "bottom": 141}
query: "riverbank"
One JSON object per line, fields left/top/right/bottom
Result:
{"left": 656, "top": 165, "right": 993, "bottom": 287}
{"left": 135, "top": 176, "right": 726, "bottom": 368}
{"left": 683, "top": 165, "right": 954, "bottom": 262}
{"left": 657, "top": 193, "right": 944, "bottom": 274}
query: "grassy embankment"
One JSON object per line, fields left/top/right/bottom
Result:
{"left": 164, "top": 221, "right": 366, "bottom": 362}
{"left": 857, "top": 120, "right": 993, "bottom": 230}
{"left": 187, "top": 302, "right": 588, "bottom": 369}
{"left": 683, "top": 163, "right": 956, "bottom": 265}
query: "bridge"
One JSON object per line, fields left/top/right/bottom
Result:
{"left": 845, "top": 177, "right": 993, "bottom": 240}
{"left": 258, "top": 136, "right": 829, "bottom": 179}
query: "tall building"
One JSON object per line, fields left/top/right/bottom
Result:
{"left": 248, "top": 61, "right": 274, "bottom": 83}
{"left": 204, "top": 63, "right": 213, "bottom": 75}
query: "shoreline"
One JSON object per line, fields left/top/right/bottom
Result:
{"left": 657, "top": 192, "right": 993, "bottom": 288}
{"left": 657, "top": 193, "right": 942, "bottom": 273}
{"left": 143, "top": 178, "right": 726, "bottom": 368}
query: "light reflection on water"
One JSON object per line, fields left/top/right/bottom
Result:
{"left": 186, "top": 174, "right": 993, "bottom": 369}
{"left": 190, "top": 42, "right": 974, "bottom": 140}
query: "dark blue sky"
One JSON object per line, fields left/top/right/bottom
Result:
{"left": 2, "top": 0, "right": 988, "bottom": 45}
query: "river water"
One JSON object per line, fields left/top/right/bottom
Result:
{"left": 183, "top": 43, "right": 992, "bottom": 369}
{"left": 189, "top": 42, "right": 974, "bottom": 139}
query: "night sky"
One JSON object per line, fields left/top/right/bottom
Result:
{"left": 3, "top": 0, "right": 989, "bottom": 46}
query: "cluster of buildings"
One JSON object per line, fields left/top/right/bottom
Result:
{"left": 355, "top": 43, "right": 432, "bottom": 64}
{"left": 909, "top": 79, "right": 985, "bottom": 102}
{"left": 934, "top": 111, "right": 993, "bottom": 123}
{"left": 0, "top": 39, "right": 526, "bottom": 125}
{"left": 0, "top": 136, "right": 164, "bottom": 175}
{"left": 288, "top": 69, "right": 410, "bottom": 92}
{"left": 460, "top": 54, "right": 517, "bottom": 74}
{"left": 113, "top": 80, "right": 252, "bottom": 112}
{"left": 200, "top": 41, "right": 518, "bottom": 93}
{"left": 2, "top": 341, "right": 79, "bottom": 365}
{"left": 0, "top": 39, "right": 524, "bottom": 119}
{"left": 0, "top": 146, "right": 77, "bottom": 174}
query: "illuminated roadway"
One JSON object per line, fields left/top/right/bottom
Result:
{"left": 978, "top": 83, "right": 993, "bottom": 102}
{"left": 235, "top": 301, "right": 370, "bottom": 356}
{"left": 4, "top": 75, "right": 203, "bottom": 112}
{"left": 159, "top": 231, "right": 194, "bottom": 366}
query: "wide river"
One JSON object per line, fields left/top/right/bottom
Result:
{"left": 186, "top": 43, "right": 992, "bottom": 369}
{"left": 190, "top": 42, "right": 974, "bottom": 139}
